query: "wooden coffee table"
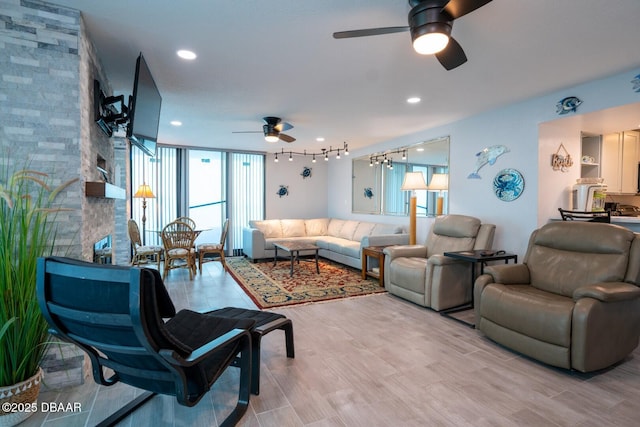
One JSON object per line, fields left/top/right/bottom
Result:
{"left": 273, "top": 241, "right": 320, "bottom": 277}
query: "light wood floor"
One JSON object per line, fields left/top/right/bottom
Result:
{"left": 25, "top": 260, "right": 640, "bottom": 426}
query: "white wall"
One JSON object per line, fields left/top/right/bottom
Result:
{"left": 265, "top": 155, "right": 329, "bottom": 219}
{"left": 328, "top": 67, "right": 640, "bottom": 258}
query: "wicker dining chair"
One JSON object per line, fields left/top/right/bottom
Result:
{"left": 127, "top": 219, "right": 163, "bottom": 269}
{"left": 176, "top": 216, "right": 196, "bottom": 229}
{"left": 161, "top": 221, "right": 197, "bottom": 280}
{"left": 197, "top": 218, "right": 229, "bottom": 273}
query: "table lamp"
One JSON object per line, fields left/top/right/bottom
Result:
{"left": 401, "top": 172, "right": 428, "bottom": 245}
{"left": 134, "top": 183, "right": 155, "bottom": 245}
{"left": 428, "top": 173, "right": 448, "bottom": 216}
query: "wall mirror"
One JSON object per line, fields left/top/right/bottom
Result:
{"left": 352, "top": 136, "right": 449, "bottom": 216}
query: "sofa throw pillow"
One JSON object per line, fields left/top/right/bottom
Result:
{"left": 281, "top": 219, "right": 306, "bottom": 237}
{"left": 251, "top": 220, "right": 282, "bottom": 238}
{"left": 327, "top": 219, "right": 346, "bottom": 237}
{"left": 339, "top": 221, "right": 360, "bottom": 241}
{"left": 305, "top": 218, "right": 329, "bottom": 236}
{"left": 353, "top": 222, "right": 376, "bottom": 242}
{"left": 372, "top": 223, "right": 403, "bottom": 235}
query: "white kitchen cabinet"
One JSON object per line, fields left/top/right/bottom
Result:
{"left": 580, "top": 134, "right": 601, "bottom": 179}
{"left": 601, "top": 131, "right": 639, "bottom": 194}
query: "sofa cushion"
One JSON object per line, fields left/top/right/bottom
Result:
{"left": 305, "top": 218, "right": 329, "bottom": 236}
{"left": 372, "top": 223, "right": 403, "bottom": 235}
{"left": 250, "top": 220, "right": 282, "bottom": 238}
{"left": 341, "top": 241, "right": 361, "bottom": 258}
{"left": 338, "top": 220, "right": 359, "bottom": 241}
{"left": 327, "top": 219, "right": 346, "bottom": 237}
{"left": 353, "top": 222, "right": 376, "bottom": 242}
{"left": 281, "top": 219, "right": 306, "bottom": 237}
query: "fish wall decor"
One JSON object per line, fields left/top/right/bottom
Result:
{"left": 556, "top": 96, "right": 582, "bottom": 115}
{"left": 632, "top": 74, "right": 640, "bottom": 93}
{"left": 468, "top": 145, "right": 509, "bottom": 179}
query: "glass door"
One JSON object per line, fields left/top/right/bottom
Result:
{"left": 187, "top": 150, "right": 226, "bottom": 246}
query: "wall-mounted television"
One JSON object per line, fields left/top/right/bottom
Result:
{"left": 127, "top": 53, "right": 161, "bottom": 157}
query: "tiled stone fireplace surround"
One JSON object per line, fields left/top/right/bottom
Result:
{"left": 1, "top": 0, "right": 130, "bottom": 389}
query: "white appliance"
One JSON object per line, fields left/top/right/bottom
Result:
{"left": 572, "top": 182, "right": 607, "bottom": 211}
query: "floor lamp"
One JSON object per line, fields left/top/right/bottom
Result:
{"left": 427, "top": 173, "right": 449, "bottom": 216}
{"left": 133, "top": 183, "right": 155, "bottom": 245}
{"left": 401, "top": 172, "right": 428, "bottom": 245}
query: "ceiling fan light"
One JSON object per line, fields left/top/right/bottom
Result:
{"left": 413, "top": 32, "right": 449, "bottom": 55}
{"left": 265, "top": 131, "right": 279, "bottom": 143}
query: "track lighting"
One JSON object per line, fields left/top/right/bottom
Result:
{"left": 272, "top": 142, "right": 349, "bottom": 164}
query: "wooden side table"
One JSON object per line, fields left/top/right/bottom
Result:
{"left": 361, "top": 246, "right": 388, "bottom": 287}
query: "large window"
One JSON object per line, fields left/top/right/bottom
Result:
{"left": 131, "top": 146, "right": 264, "bottom": 255}
{"left": 131, "top": 145, "right": 178, "bottom": 247}
{"left": 187, "top": 150, "right": 226, "bottom": 247}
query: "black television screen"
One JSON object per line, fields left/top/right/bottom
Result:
{"left": 127, "top": 53, "right": 161, "bottom": 156}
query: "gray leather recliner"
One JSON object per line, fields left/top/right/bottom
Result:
{"left": 475, "top": 221, "right": 640, "bottom": 373}
{"left": 384, "top": 214, "right": 495, "bottom": 311}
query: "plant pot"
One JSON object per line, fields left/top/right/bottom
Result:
{"left": 0, "top": 368, "right": 43, "bottom": 427}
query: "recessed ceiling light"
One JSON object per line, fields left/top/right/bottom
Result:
{"left": 177, "top": 50, "right": 197, "bottom": 60}
{"left": 170, "top": 120, "right": 182, "bottom": 126}
{"left": 407, "top": 97, "right": 421, "bottom": 104}
{"left": 316, "top": 137, "right": 325, "bottom": 142}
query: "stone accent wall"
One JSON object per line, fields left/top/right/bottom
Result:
{"left": 0, "top": 0, "right": 83, "bottom": 258}
{"left": 78, "top": 12, "right": 119, "bottom": 263}
{"left": 1, "top": 0, "right": 128, "bottom": 262}
{"left": 1, "top": 0, "right": 130, "bottom": 390}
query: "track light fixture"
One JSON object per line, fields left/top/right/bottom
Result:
{"left": 272, "top": 142, "right": 349, "bottom": 163}
{"left": 369, "top": 148, "right": 409, "bottom": 167}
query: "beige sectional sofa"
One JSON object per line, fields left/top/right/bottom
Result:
{"left": 242, "top": 218, "right": 408, "bottom": 269}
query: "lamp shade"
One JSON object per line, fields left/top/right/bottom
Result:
{"left": 401, "top": 172, "right": 428, "bottom": 191}
{"left": 427, "top": 173, "right": 449, "bottom": 191}
{"left": 134, "top": 183, "right": 155, "bottom": 199}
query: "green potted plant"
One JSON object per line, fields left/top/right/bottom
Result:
{"left": 0, "top": 165, "right": 77, "bottom": 426}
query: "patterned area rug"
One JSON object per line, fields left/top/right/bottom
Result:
{"left": 227, "top": 257, "right": 386, "bottom": 309}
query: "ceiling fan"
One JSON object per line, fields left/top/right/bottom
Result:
{"left": 233, "top": 116, "right": 296, "bottom": 143}
{"left": 333, "top": 0, "right": 492, "bottom": 70}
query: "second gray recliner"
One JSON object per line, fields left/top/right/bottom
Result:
{"left": 384, "top": 214, "right": 495, "bottom": 311}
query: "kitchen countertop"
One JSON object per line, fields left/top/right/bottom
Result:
{"left": 550, "top": 216, "right": 640, "bottom": 232}
{"left": 610, "top": 216, "right": 640, "bottom": 223}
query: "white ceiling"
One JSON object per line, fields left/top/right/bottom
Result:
{"left": 51, "top": 0, "right": 640, "bottom": 154}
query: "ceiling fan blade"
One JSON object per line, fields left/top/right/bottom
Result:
{"left": 274, "top": 122, "right": 293, "bottom": 132}
{"left": 435, "top": 36, "right": 467, "bottom": 70}
{"left": 443, "top": 0, "right": 493, "bottom": 20}
{"left": 279, "top": 133, "right": 296, "bottom": 143}
{"left": 333, "top": 26, "right": 409, "bottom": 39}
